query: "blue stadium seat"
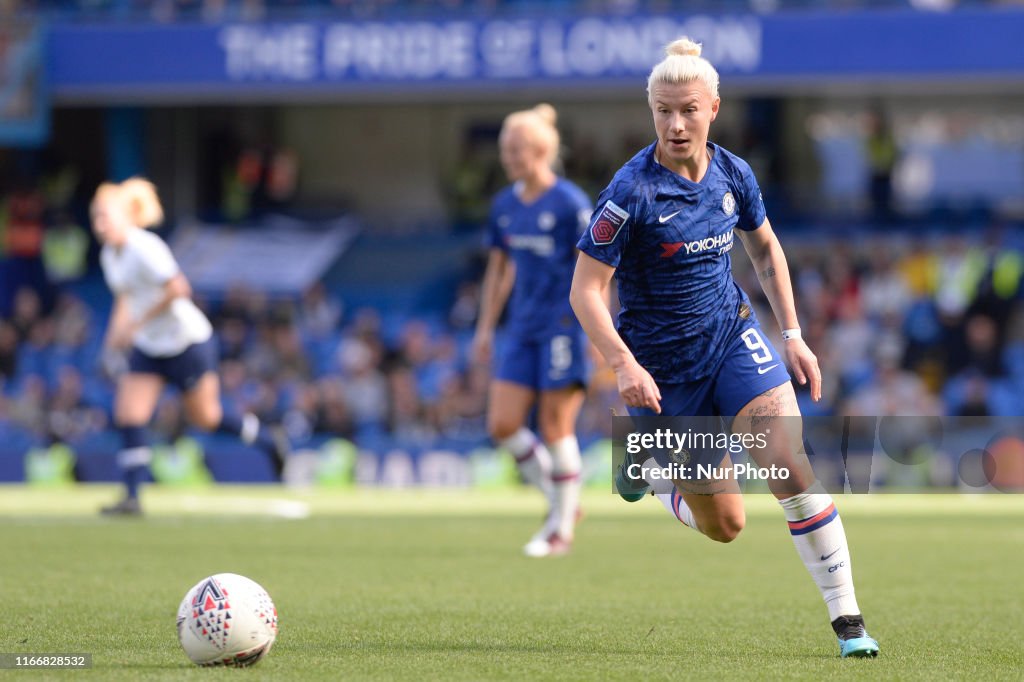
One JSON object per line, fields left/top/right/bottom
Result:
{"left": 192, "top": 433, "right": 279, "bottom": 483}
{"left": 0, "top": 423, "right": 42, "bottom": 481}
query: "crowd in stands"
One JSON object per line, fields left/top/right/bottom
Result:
{"left": 3, "top": 0, "right": 1019, "bottom": 23}
{"left": 1, "top": 218, "right": 1022, "bottom": 460}
{"left": 1, "top": 103, "right": 1022, "bottom": 459}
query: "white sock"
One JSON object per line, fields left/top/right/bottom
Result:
{"left": 548, "top": 435, "right": 582, "bottom": 540}
{"left": 779, "top": 482, "right": 861, "bottom": 621}
{"left": 116, "top": 446, "right": 152, "bottom": 468}
{"left": 241, "top": 412, "right": 260, "bottom": 445}
{"left": 639, "top": 457, "right": 676, "bottom": 495}
{"left": 655, "top": 489, "right": 698, "bottom": 531}
{"left": 500, "top": 428, "right": 553, "bottom": 503}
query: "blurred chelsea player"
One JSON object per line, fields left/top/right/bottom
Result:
{"left": 93, "top": 178, "right": 289, "bottom": 515}
{"left": 569, "top": 39, "right": 879, "bottom": 657}
{"left": 472, "top": 104, "right": 593, "bottom": 557}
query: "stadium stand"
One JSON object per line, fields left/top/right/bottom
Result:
{"left": 1, "top": 0, "right": 1022, "bottom": 483}
{"left": 1, "top": 212, "right": 1022, "bottom": 483}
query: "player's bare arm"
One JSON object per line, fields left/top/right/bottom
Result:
{"left": 472, "top": 247, "right": 514, "bottom": 365}
{"left": 570, "top": 251, "right": 661, "bottom": 413}
{"left": 104, "top": 296, "right": 134, "bottom": 350}
{"left": 737, "top": 220, "right": 822, "bottom": 402}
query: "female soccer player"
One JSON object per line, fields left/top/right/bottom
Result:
{"left": 472, "top": 104, "right": 593, "bottom": 557}
{"left": 93, "top": 178, "right": 288, "bottom": 515}
{"left": 569, "top": 39, "right": 880, "bottom": 657}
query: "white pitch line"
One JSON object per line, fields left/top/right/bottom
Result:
{"left": 178, "top": 495, "right": 311, "bottom": 519}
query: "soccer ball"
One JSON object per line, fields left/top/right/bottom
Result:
{"left": 176, "top": 573, "right": 278, "bottom": 667}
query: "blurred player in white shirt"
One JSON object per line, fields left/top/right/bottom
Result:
{"left": 92, "top": 178, "right": 289, "bottom": 515}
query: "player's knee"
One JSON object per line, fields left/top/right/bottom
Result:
{"left": 487, "top": 415, "right": 520, "bottom": 442}
{"left": 188, "top": 404, "right": 222, "bottom": 432}
{"left": 114, "top": 401, "right": 150, "bottom": 428}
{"left": 537, "top": 419, "right": 568, "bottom": 445}
{"left": 703, "top": 512, "right": 745, "bottom": 543}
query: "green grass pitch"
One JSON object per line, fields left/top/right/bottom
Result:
{"left": 1, "top": 486, "right": 1022, "bottom": 680}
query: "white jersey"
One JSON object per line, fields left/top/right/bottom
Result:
{"left": 100, "top": 228, "right": 212, "bottom": 357}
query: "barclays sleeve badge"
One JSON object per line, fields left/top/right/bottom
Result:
{"left": 590, "top": 201, "right": 629, "bottom": 246}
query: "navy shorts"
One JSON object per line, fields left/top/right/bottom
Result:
{"left": 128, "top": 338, "right": 218, "bottom": 392}
{"left": 627, "top": 322, "right": 791, "bottom": 473}
{"left": 628, "top": 321, "right": 791, "bottom": 419}
{"left": 494, "top": 329, "right": 591, "bottom": 392}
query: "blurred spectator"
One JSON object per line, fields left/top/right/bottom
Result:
{"left": 41, "top": 213, "right": 90, "bottom": 287}
{"left": 860, "top": 249, "right": 911, "bottom": 320}
{"left": 298, "top": 282, "right": 343, "bottom": 340}
{"left": 953, "top": 313, "right": 1005, "bottom": 378}
{"left": 842, "top": 351, "right": 942, "bottom": 417}
{"left": 46, "top": 365, "right": 106, "bottom": 444}
{"left": 899, "top": 242, "right": 940, "bottom": 300}
{"left": 338, "top": 335, "right": 388, "bottom": 431}
{"left": 0, "top": 320, "right": 18, "bottom": 380}
{"left": 447, "top": 140, "right": 496, "bottom": 228}
{"left": 3, "top": 184, "right": 45, "bottom": 259}
{"left": 945, "top": 372, "right": 993, "bottom": 416}
{"left": 17, "top": 316, "right": 55, "bottom": 383}
{"left": 935, "top": 237, "right": 987, "bottom": 319}
{"left": 825, "top": 294, "right": 875, "bottom": 392}
{"left": 387, "top": 366, "right": 434, "bottom": 443}
{"left": 436, "top": 363, "right": 488, "bottom": 443}
{"left": 316, "top": 377, "right": 355, "bottom": 438}
{"left": 220, "top": 141, "right": 299, "bottom": 220}
{"left": 1, "top": 183, "right": 50, "bottom": 308}
{"left": 448, "top": 280, "right": 481, "bottom": 331}
{"left": 9, "top": 373, "right": 46, "bottom": 436}
{"left": 9, "top": 286, "right": 42, "bottom": 341}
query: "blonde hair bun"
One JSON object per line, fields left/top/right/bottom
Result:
{"left": 500, "top": 104, "right": 561, "bottom": 169}
{"left": 665, "top": 38, "right": 702, "bottom": 58}
{"left": 531, "top": 103, "right": 558, "bottom": 127}
{"left": 119, "top": 177, "right": 164, "bottom": 229}
{"left": 647, "top": 36, "right": 719, "bottom": 102}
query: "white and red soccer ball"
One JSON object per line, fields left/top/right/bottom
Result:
{"left": 176, "top": 573, "right": 278, "bottom": 667}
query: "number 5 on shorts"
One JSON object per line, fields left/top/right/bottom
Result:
{"left": 550, "top": 335, "right": 572, "bottom": 372}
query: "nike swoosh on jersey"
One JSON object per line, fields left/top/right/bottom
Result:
{"left": 757, "top": 364, "right": 779, "bottom": 375}
{"left": 820, "top": 547, "right": 841, "bottom": 561}
{"left": 658, "top": 210, "right": 681, "bottom": 223}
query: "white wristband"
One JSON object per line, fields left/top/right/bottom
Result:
{"left": 781, "top": 328, "right": 802, "bottom": 341}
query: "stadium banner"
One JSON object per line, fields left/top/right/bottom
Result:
{"left": 0, "top": 21, "right": 49, "bottom": 145}
{"left": 170, "top": 214, "right": 358, "bottom": 296}
{"left": 47, "top": 9, "right": 1024, "bottom": 100}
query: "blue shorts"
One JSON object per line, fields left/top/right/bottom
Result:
{"left": 494, "top": 329, "right": 591, "bottom": 392}
{"left": 626, "top": 322, "right": 791, "bottom": 474}
{"left": 629, "top": 322, "right": 792, "bottom": 419}
{"left": 128, "top": 338, "right": 218, "bottom": 393}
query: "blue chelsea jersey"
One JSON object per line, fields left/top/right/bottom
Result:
{"left": 488, "top": 177, "right": 593, "bottom": 341}
{"left": 577, "top": 142, "right": 767, "bottom": 383}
